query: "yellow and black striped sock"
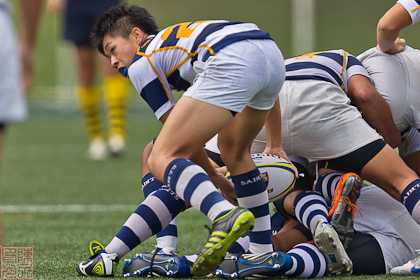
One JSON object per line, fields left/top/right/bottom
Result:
{"left": 104, "top": 75, "right": 129, "bottom": 138}
{"left": 77, "top": 85, "right": 104, "bottom": 140}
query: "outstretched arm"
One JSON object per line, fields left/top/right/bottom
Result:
{"left": 263, "top": 97, "right": 297, "bottom": 175}
{"left": 347, "top": 75, "right": 401, "bottom": 148}
{"left": 377, "top": 3, "right": 411, "bottom": 54}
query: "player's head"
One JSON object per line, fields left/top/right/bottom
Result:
{"left": 91, "top": 3, "right": 159, "bottom": 56}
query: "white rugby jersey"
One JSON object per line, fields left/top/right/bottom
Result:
{"left": 127, "top": 20, "right": 272, "bottom": 120}
{"left": 398, "top": 0, "right": 420, "bottom": 24}
{"left": 284, "top": 49, "right": 370, "bottom": 94}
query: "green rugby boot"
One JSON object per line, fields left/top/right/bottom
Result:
{"left": 192, "top": 207, "right": 254, "bottom": 276}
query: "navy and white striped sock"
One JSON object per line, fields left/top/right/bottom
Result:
{"left": 401, "top": 179, "right": 420, "bottom": 224}
{"left": 164, "top": 158, "right": 234, "bottom": 221}
{"left": 314, "top": 171, "right": 343, "bottom": 204}
{"left": 142, "top": 173, "right": 178, "bottom": 249}
{"left": 285, "top": 243, "right": 326, "bottom": 278}
{"left": 227, "top": 236, "right": 250, "bottom": 254}
{"left": 232, "top": 168, "right": 273, "bottom": 253}
{"left": 294, "top": 190, "right": 329, "bottom": 234}
{"left": 105, "top": 185, "right": 186, "bottom": 258}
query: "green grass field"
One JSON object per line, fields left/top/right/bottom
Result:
{"left": 3, "top": 0, "right": 420, "bottom": 279}
{"left": 0, "top": 110, "right": 411, "bottom": 280}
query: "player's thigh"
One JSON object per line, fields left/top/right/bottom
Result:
{"left": 75, "top": 46, "right": 95, "bottom": 87}
{"left": 399, "top": 127, "right": 420, "bottom": 176}
{"left": 361, "top": 144, "right": 419, "bottom": 200}
{"left": 402, "top": 151, "right": 420, "bottom": 177}
{"left": 152, "top": 96, "right": 233, "bottom": 161}
{"left": 218, "top": 106, "right": 270, "bottom": 173}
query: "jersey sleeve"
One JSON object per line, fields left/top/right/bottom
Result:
{"left": 346, "top": 54, "right": 370, "bottom": 79}
{"left": 128, "top": 56, "right": 175, "bottom": 120}
{"left": 398, "top": 0, "right": 420, "bottom": 25}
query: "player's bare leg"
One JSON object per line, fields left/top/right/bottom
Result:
{"left": 402, "top": 151, "right": 420, "bottom": 177}
{"left": 218, "top": 105, "right": 274, "bottom": 253}
{"left": 76, "top": 46, "right": 107, "bottom": 160}
{"left": 148, "top": 97, "right": 232, "bottom": 176}
{"left": 360, "top": 144, "right": 418, "bottom": 200}
{"left": 101, "top": 54, "right": 129, "bottom": 156}
{"left": 148, "top": 97, "right": 257, "bottom": 275}
{"left": 322, "top": 144, "right": 420, "bottom": 224}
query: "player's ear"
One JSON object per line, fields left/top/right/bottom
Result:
{"left": 131, "top": 27, "right": 143, "bottom": 45}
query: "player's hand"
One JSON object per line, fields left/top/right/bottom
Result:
{"left": 262, "top": 147, "right": 298, "bottom": 177}
{"left": 210, "top": 169, "right": 238, "bottom": 206}
{"left": 377, "top": 37, "right": 406, "bottom": 54}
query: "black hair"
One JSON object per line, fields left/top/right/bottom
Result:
{"left": 90, "top": 3, "right": 159, "bottom": 55}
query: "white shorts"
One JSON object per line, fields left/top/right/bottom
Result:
{"left": 184, "top": 39, "right": 285, "bottom": 112}
{"left": 271, "top": 80, "right": 381, "bottom": 162}
{"left": 355, "top": 184, "right": 420, "bottom": 273}
{"left": 0, "top": 9, "right": 27, "bottom": 123}
{"left": 358, "top": 48, "right": 420, "bottom": 132}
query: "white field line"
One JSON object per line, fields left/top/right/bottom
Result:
{"left": 0, "top": 204, "right": 138, "bottom": 213}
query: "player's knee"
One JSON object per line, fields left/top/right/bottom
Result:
{"left": 218, "top": 140, "right": 250, "bottom": 165}
{"left": 147, "top": 148, "right": 162, "bottom": 174}
{"left": 141, "top": 141, "right": 154, "bottom": 176}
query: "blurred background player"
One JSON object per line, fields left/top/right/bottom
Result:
{"left": 377, "top": 0, "right": 420, "bottom": 54}
{"left": 0, "top": 0, "right": 42, "bottom": 168}
{"left": 47, "top": 0, "right": 129, "bottom": 160}
{"left": 0, "top": 0, "right": 43, "bottom": 242}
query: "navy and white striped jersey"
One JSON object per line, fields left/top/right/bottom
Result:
{"left": 128, "top": 20, "right": 272, "bottom": 120}
{"left": 398, "top": 0, "right": 420, "bottom": 24}
{"left": 285, "top": 49, "right": 370, "bottom": 93}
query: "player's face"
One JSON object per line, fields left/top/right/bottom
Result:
{"left": 102, "top": 34, "right": 139, "bottom": 76}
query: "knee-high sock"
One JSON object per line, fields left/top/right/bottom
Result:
{"left": 142, "top": 173, "right": 178, "bottom": 249}
{"left": 104, "top": 75, "right": 129, "bottom": 137}
{"left": 233, "top": 168, "right": 273, "bottom": 253}
{"left": 104, "top": 186, "right": 186, "bottom": 258}
{"left": 314, "top": 171, "right": 343, "bottom": 205}
{"left": 77, "top": 85, "right": 103, "bottom": 140}
{"left": 164, "top": 158, "right": 234, "bottom": 221}
{"left": 285, "top": 243, "right": 326, "bottom": 278}
{"left": 401, "top": 179, "right": 420, "bottom": 224}
{"left": 294, "top": 191, "right": 329, "bottom": 234}
{"left": 227, "top": 236, "right": 250, "bottom": 254}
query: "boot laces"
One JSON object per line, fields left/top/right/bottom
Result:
{"left": 332, "top": 196, "right": 363, "bottom": 217}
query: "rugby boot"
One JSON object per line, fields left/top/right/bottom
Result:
{"left": 313, "top": 219, "right": 352, "bottom": 276}
{"left": 192, "top": 207, "right": 254, "bottom": 276}
{"left": 328, "top": 172, "right": 362, "bottom": 249}
{"left": 214, "top": 251, "right": 292, "bottom": 279}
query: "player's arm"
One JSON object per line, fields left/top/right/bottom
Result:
{"left": 263, "top": 97, "right": 297, "bottom": 176}
{"left": 347, "top": 74, "right": 401, "bottom": 148}
{"left": 377, "top": 3, "right": 411, "bottom": 54}
{"left": 18, "top": 0, "right": 43, "bottom": 92}
{"left": 190, "top": 147, "right": 237, "bottom": 205}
